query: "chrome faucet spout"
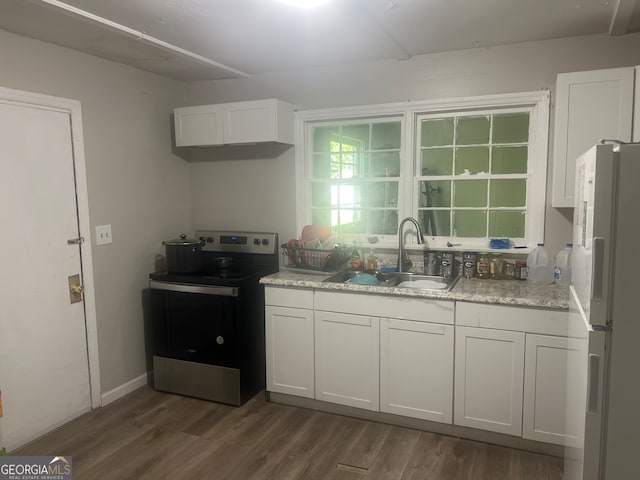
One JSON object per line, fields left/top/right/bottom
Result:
{"left": 397, "top": 216, "right": 424, "bottom": 272}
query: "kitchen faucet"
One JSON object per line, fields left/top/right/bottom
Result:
{"left": 397, "top": 217, "right": 424, "bottom": 272}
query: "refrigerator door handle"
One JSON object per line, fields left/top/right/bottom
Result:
{"left": 592, "top": 237, "right": 605, "bottom": 300}
{"left": 587, "top": 353, "right": 601, "bottom": 414}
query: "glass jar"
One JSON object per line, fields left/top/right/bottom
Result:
{"left": 476, "top": 253, "right": 490, "bottom": 279}
{"left": 490, "top": 253, "right": 504, "bottom": 280}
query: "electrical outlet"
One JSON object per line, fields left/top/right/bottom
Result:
{"left": 95, "top": 224, "right": 113, "bottom": 245}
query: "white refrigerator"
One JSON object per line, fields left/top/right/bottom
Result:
{"left": 564, "top": 142, "right": 640, "bottom": 479}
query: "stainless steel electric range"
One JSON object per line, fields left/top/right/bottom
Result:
{"left": 148, "top": 230, "right": 279, "bottom": 406}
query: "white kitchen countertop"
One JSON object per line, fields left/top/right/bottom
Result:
{"left": 260, "top": 270, "right": 569, "bottom": 310}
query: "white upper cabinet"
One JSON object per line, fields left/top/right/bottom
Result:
{"left": 174, "top": 98, "right": 294, "bottom": 147}
{"left": 174, "top": 104, "right": 224, "bottom": 147}
{"left": 552, "top": 67, "right": 635, "bottom": 207}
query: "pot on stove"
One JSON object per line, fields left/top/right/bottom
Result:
{"left": 163, "top": 234, "right": 205, "bottom": 274}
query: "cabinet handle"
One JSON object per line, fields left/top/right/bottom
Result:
{"left": 587, "top": 353, "right": 600, "bottom": 414}
{"left": 187, "top": 348, "right": 197, "bottom": 354}
{"left": 591, "top": 237, "right": 605, "bottom": 300}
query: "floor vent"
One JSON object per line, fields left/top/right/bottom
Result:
{"left": 336, "top": 463, "right": 369, "bottom": 475}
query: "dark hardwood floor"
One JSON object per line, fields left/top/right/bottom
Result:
{"left": 14, "top": 386, "right": 563, "bottom": 479}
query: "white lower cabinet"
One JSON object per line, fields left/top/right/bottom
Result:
{"left": 265, "top": 305, "right": 315, "bottom": 398}
{"left": 454, "top": 326, "right": 525, "bottom": 436}
{"left": 314, "top": 310, "right": 379, "bottom": 410}
{"left": 523, "top": 334, "right": 577, "bottom": 445}
{"left": 380, "top": 318, "right": 454, "bottom": 423}
{"left": 265, "top": 287, "right": 315, "bottom": 398}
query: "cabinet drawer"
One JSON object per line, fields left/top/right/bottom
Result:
{"left": 265, "top": 286, "right": 313, "bottom": 309}
{"left": 314, "top": 291, "right": 454, "bottom": 325}
{"left": 456, "top": 301, "right": 567, "bottom": 335}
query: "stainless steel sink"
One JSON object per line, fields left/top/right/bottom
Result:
{"left": 323, "top": 270, "right": 459, "bottom": 291}
{"left": 382, "top": 272, "right": 460, "bottom": 291}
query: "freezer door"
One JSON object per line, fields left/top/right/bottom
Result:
{"left": 564, "top": 287, "right": 606, "bottom": 480}
{"left": 572, "top": 144, "right": 615, "bottom": 327}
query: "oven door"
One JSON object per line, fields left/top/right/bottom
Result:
{"left": 150, "top": 281, "right": 239, "bottom": 368}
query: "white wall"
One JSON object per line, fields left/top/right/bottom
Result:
{"left": 0, "top": 29, "right": 191, "bottom": 394}
{"left": 184, "top": 32, "right": 640, "bottom": 256}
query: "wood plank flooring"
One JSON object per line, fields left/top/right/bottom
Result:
{"left": 13, "top": 386, "right": 563, "bottom": 479}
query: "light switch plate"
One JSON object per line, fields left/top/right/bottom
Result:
{"left": 96, "top": 224, "right": 113, "bottom": 245}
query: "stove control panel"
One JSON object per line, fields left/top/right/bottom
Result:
{"left": 197, "top": 230, "right": 277, "bottom": 255}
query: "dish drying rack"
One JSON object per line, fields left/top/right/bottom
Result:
{"left": 281, "top": 243, "right": 351, "bottom": 272}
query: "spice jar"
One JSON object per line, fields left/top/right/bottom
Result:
{"left": 476, "top": 253, "right": 490, "bottom": 279}
{"left": 490, "top": 253, "right": 504, "bottom": 280}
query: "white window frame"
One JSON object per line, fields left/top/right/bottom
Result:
{"left": 295, "top": 91, "right": 550, "bottom": 252}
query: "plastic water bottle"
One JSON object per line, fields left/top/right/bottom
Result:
{"left": 526, "top": 243, "right": 554, "bottom": 284}
{"left": 554, "top": 243, "right": 573, "bottom": 285}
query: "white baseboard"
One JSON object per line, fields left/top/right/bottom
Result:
{"left": 100, "top": 372, "right": 149, "bottom": 407}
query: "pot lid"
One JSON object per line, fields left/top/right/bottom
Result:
{"left": 164, "top": 233, "right": 201, "bottom": 246}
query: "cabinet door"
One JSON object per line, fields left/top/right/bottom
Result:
{"left": 380, "top": 318, "right": 453, "bottom": 423}
{"left": 174, "top": 104, "right": 224, "bottom": 146}
{"left": 265, "top": 306, "right": 314, "bottom": 398}
{"left": 454, "top": 326, "right": 525, "bottom": 436}
{"left": 552, "top": 67, "right": 634, "bottom": 207}
{"left": 315, "top": 311, "right": 379, "bottom": 410}
{"left": 223, "top": 99, "right": 293, "bottom": 144}
{"left": 523, "top": 334, "right": 578, "bottom": 445}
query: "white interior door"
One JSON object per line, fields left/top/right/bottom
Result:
{"left": 0, "top": 98, "right": 92, "bottom": 451}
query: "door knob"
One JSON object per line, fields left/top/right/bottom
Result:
{"left": 68, "top": 274, "right": 84, "bottom": 304}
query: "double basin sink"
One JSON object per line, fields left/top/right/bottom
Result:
{"left": 323, "top": 270, "right": 459, "bottom": 291}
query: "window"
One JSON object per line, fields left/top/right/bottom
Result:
{"left": 310, "top": 119, "right": 402, "bottom": 235}
{"left": 296, "top": 92, "right": 549, "bottom": 249}
{"left": 417, "top": 110, "right": 531, "bottom": 240}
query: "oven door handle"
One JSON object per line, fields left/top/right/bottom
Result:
{"left": 149, "top": 280, "right": 238, "bottom": 297}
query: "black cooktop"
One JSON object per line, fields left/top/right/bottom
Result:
{"left": 149, "top": 265, "right": 273, "bottom": 287}
{"left": 151, "top": 230, "right": 279, "bottom": 287}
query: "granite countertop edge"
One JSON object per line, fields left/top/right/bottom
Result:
{"left": 260, "top": 270, "right": 570, "bottom": 310}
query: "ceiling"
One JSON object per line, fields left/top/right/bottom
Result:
{"left": 1, "top": 0, "right": 639, "bottom": 81}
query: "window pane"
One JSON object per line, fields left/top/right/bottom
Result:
{"left": 368, "top": 182, "right": 398, "bottom": 208}
{"left": 371, "top": 152, "right": 400, "bottom": 177}
{"left": 489, "top": 211, "right": 526, "bottom": 238}
{"left": 457, "top": 116, "right": 490, "bottom": 145}
{"left": 370, "top": 210, "right": 398, "bottom": 235}
{"left": 338, "top": 209, "right": 365, "bottom": 233}
{"left": 454, "top": 180, "right": 487, "bottom": 207}
{"left": 342, "top": 125, "right": 369, "bottom": 151}
{"left": 493, "top": 113, "right": 529, "bottom": 144}
{"left": 420, "top": 210, "right": 451, "bottom": 237}
{"left": 422, "top": 118, "right": 454, "bottom": 147}
{"left": 421, "top": 148, "right": 453, "bottom": 176}
{"left": 311, "top": 183, "right": 331, "bottom": 207}
{"left": 490, "top": 179, "right": 526, "bottom": 207}
{"left": 419, "top": 180, "right": 451, "bottom": 207}
{"left": 454, "top": 210, "right": 487, "bottom": 237}
{"left": 313, "top": 153, "right": 332, "bottom": 179}
{"left": 372, "top": 122, "right": 401, "bottom": 149}
{"left": 492, "top": 146, "right": 528, "bottom": 174}
{"left": 313, "top": 126, "right": 339, "bottom": 153}
{"left": 455, "top": 147, "right": 490, "bottom": 175}
{"left": 312, "top": 209, "right": 332, "bottom": 227}
{"left": 339, "top": 153, "right": 368, "bottom": 179}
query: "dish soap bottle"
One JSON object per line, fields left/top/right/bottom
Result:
{"left": 350, "top": 242, "right": 362, "bottom": 271}
{"left": 366, "top": 249, "right": 377, "bottom": 271}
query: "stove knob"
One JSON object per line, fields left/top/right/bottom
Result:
{"left": 253, "top": 238, "right": 261, "bottom": 245}
{"left": 216, "top": 336, "right": 225, "bottom": 345}
{"left": 261, "top": 238, "right": 269, "bottom": 246}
